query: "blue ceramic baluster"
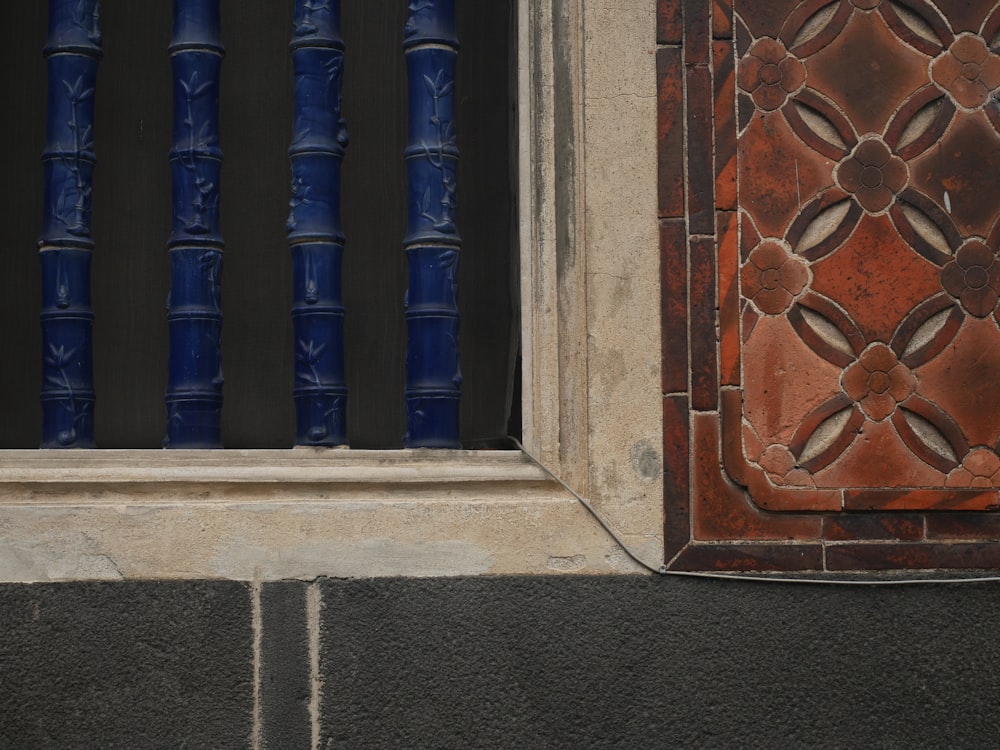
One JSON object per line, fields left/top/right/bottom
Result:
{"left": 40, "top": 0, "right": 102, "bottom": 448}
{"left": 403, "top": 0, "right": 461, "bottom": 448}
{"left": 288, "top": 0, "right": 349, "bottom": 446}
{"left": 164, "top": 0, "right": 224, "bottom": 448}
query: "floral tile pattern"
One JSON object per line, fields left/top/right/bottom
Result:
{"left": 659, "top": 0, "right": 1000, "bottom": 571}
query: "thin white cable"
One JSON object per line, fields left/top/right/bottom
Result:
{"left": 511, "top": 438, "right": 1000, "bottom": 586}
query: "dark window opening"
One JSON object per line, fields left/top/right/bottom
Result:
{"left": 0, "top": 0, "right": 518, "bottom": 449}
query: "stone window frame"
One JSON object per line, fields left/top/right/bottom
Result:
{"left": 0, "top": 0, "right": 663, "bottom": 582}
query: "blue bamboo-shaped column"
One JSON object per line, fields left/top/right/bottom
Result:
{"left": 288, "top": 0, "right": 349, "bottom": 446}
{"left": 39, "top": 0, "right": 102, "bottom": 448}
{"left": 164, "top": 0, "right": 224, "bottom": 448}
{"left": 403, "top": 0, "right": 461, "bottom": 448}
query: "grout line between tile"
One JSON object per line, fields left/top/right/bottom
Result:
{"left": 251, "top": 578, "right": 262, "bottom": 750}
{"left": 307, "top": 581, "right": 322, "bottom": 750}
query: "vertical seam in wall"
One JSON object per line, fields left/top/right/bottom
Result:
{"left": 251, "top": 579, "right": 262, "bottom": 750}
{"left": 307, "top": 581, "right": 322, "bottom": 749}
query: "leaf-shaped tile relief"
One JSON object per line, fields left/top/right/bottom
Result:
{"left": 788, "top": 192, "right": 862, "bottom": 260}
{"left": 885, "top": 87, "right": 956, "bottom": 160}
{"left": 879, "top": 0, "right": 950, "bottom": 56}
{"left": 892, "top": 293, "right": 963, "bottom": 367}
{"left": 783, "top": 90, "right": 855, "bottom": 160}
{"left": 784, "top": 0, "right": 851, "bottom": 58}
{"left": 889, "top": 190, "right": 962, "bottom": 265}
{"left": 790, "top": 395, "right": 864, "bottom": 472}
{"left": 788, "top": 292, "right": 865, "bottom": 367}
{"left": 892, "top": 397, "right": 968, "bottom": 473}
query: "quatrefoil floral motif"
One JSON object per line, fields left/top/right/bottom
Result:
{"left": 940, "top": 240, "right": 1000, "bottom": 317}
{"left": 741, "top": 240, "right": 810, "bottom": 314}
{"left": 738, "top": 38, "right": 805, "bottom": 112}
{"left": 842, "top": 343, "right": 915, "bottom": 421}
{"left": 835, "top": 139, "right": 907, "bottom": 214}
{"left": 931, "top": 34, "right": 1000, "bottom": 110}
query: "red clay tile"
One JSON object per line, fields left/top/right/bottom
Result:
{"left": 712, "top": 0, "right": 733, "bottom": 39}
{"left": 804, "top": 11, "right": 931, "bottom": 137}
{"left": 809, "top": 215, "right": 943, "bottom": 345}
{"left": 690, "top": 236, "right": 718, "bottom": 411}
{"left": 926, "top": 512, "right": 1000, "bottom": 540}
{"left": 683, "top": 0, "right": 711, "bottom": 65}
{"left": 658, "top": 0, "right": 683, "bottom": 45}
{"left": 713, "top": 41, "right": 737, "bottom": 211}
{"left": 888, "top": 191, "right": 961, "bottom": 268}
{"left": 686, "top": 65, "right": 716, "bottom": 236}
{"left": 736, "top": 1, "right": 802, "bottom": 40}
{"left": 823, "top": 513, "right": 925, "bottom": 542}
{"left": 884, "top": 88, "right": 956, "bottom": 162}
{"left": 661, "top": 219, "right": 688, "bottom": 393}
{"left": 844, "top": 488, "right": 998, "bottom": 512}
{"left": 782, "top": 0, "right": 852, "bottom": 59}
{"left": 663, "top": 394, "right": 691, "bottom": 560}
{"left": 826, "top": 542, "right": 1000, "bottom": 571}
{"left": 914, "top": 317, "right": 1000, "bottom": 449}
{"left": 658, "top": 48, "right": 685, "bottom": 219}
{"left": 933, "top": 1, "right": 989, "bottom": 35}
{"left": 908, "top": 112, "right": 1000, "bottom": 239}
{"left": 692, "top": 413, "right": 823, "bottom": 540}
{"left": 670, "top": 542, "right": 824, "bottom": 572}
{"left": 811, "top": 420, "right": 946, "bottom": 489}
{"left": 718, "top": 211, "right": 740, "bottom": 386}
{"left": 742, "top": 314, "right": 843, "bottom": 448}
{"left": 878, "top": 2, "right": 950, "bottom": 56}
{"left": 738, "top": 111, "right": 835, "bottom": 238}
{"left": 739, "top": 210, "right": 759, "bottom": 262}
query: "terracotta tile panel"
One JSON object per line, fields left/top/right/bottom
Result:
{"left": 658, "top": 0, "right": 682, "bottom": 45}
{"left": 663, "top": 395, "right": 691, "bottom": 560}
{"left": 661, "top": 219, "right": 688, "bottom": 393}
{"left": 657, "top": 48, "right": 685, "bottom": 219}
{"left": 685, "top": 64, "right": 715, "bottom": 236}
{"left": 662, "top": 0, "right": 1000, "bottom": 570}
{"left": 823, "top": 514, "right": 925, "bottom": 543}
{"left": 689, "top": 236, "right": 718, "bottom": 411}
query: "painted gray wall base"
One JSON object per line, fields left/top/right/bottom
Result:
{"left": 321, "top": 577, "right": 1000, "bottom": 749}
{"left": 0, "top": 581, "right": 252, "bottom": 750}
{"left": 3, "top": 577, "right": 1000, "bottom": 748}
